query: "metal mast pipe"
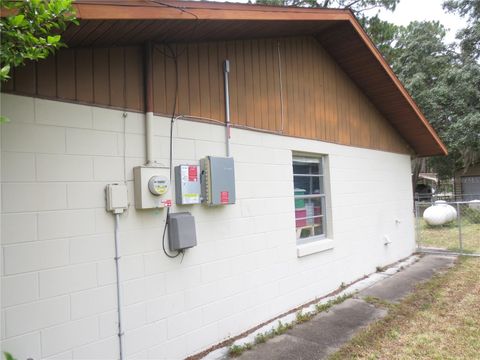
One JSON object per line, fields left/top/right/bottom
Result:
{"left": 223, "top": 60, "right": 231, "bottom": 157}
{"left": 144, "top": 42, "right": 155, "bottom": 165}
{"left": 114, "top": 213, "right": 125, "bottom": 360}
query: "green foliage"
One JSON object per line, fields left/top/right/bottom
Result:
{"left": 295, "top": 309, "right": 314, "bottom": 323}
{"left": 444, "top": 0, "right": 480, "bottom": 61}
{"left": 0, "top": 0, "right": 77, "bottom": 82}
{"left": 4, "top": 352, "right": 16, "bottom": 360}
{"left": 254, "top": 332, "right": 268, "bottom": 344}
{"left": 388, "top": 20, "right": 480, "bottom": 176}
{"left": 273, "top": 320, "right": 293, "bottom": 335}
{"left": 314, "top": 293, "right": 351, "bottom": 313}
{"left": 314, "top": 302, "right": 330, "bottom": 312}
{"left": 255, "top": 0, "right": 399, "bottom": 14}
{"left": 228, "top": 344, "right": 245, "bottom": 357}
{"left": 360, "top": 15, "right": 399, "bottom": 62}
{"left": 363, "top": 295, "right": 393, "bottom": 308}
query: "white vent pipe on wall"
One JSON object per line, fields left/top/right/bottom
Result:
{"left": 145, "top": 111, "right": 155, "bottom": 165}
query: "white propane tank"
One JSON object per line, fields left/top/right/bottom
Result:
{"left": 444, "top": 204, "right": 457, "bottom": 222}
{"left": 423, "top": 205, "right": 449, "bottom": 225}
{"left": 434, "top": 201, "right": 457, "bottom": 222}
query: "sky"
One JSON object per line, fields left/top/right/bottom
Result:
{"left": 205, "top": 0, "right": 468, "bottom": 44}
{"left": 364, "top": 0, "right": 467, "bottom": 43}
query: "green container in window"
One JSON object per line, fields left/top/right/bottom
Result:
{"left": 294, "top": 188, "right": 306, "bottom": 208}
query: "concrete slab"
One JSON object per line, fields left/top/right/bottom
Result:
{"left": 358, "top": 255, "right": 456, "bottom": 302}
{"left": 238, "top": 335, "right": 323, "bottom": 360}
{"left": 234, "top": 255, "right": 457, "bottom": 360}
{"left": 288, "top": 299, "right": 386, "bottom": 358}
{"left": 239, "top": 298, "right": 386, "bottom": 360}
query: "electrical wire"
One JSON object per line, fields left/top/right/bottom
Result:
{"left": 160, "top": 42, "right": 183, "bottom": 259}
{"left": 150, "top": 0, "right": 200, "bottom": 21}
{"left": 151, "top": 0, "right": 200, "bottom": 53}
{"left": 161, "top": 207, "right": 183, "bottom": 258}
{"left": 149, "top": 0, "right": 200, "bottom": 60}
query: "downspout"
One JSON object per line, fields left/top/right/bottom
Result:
{"left": 223, "top": 60, "right": 231, "bottom": 157}
{"left": 145, "top": 42, "right": 155, "bottom": 165}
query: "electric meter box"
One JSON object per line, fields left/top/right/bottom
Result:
{"left": 174, "top": 165, "right": 201, "bottom": 205}
{"left": 168, "top": 212, "right": 197, "bottom": 251}
{"left": 133, "top": 165, "right": 172, "bottom": 209}
{"left": 200, "top": 156, "right": 236, "bottom": 206}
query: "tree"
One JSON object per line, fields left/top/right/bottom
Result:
{"left": 443, "top": 0, "right": 480, "bottom": 61}
{"left": 361, "top": 14, "right": 399, "bottom": 62}
{"left": 255, "top": 0, "right": 399, "bottom": 13}
{"left": 254, "top": 0, "right": 402, "bottom": 61}
{"left": 0, "top": 0, "right": 77, "bottom": 82}
{"left": 386, "top": 20, "right": 480, "bottom": 180}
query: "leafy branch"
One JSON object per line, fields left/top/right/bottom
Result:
{"left": 0, "top": 0, "right": 78, "bottom": 82}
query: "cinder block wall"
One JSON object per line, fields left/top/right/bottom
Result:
{"left": 1, "top": 94, "right": 415, "bottom": 359}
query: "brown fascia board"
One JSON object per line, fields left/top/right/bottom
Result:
{"left": 72, "top": 0, "right": 447, "bottom": 156}
{"left": 73, "top": 1, "right": 352, "bottom": 21}
{"left": 345, "top": 15, "right": 448, "bottom": 156}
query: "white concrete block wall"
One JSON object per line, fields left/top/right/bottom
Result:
{"left": 1, "top": 93, "right": 415, "bottom": 359}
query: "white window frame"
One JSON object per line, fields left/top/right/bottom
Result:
{"left": 292, "top": 155, "right": 328, "bottom": 246}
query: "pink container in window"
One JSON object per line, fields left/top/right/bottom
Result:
{"left": 295, "top": 209, "right": 307, "bottom": 227}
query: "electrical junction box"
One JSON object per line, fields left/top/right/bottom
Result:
{"left": 168, "top": 212, "right": 197, "bottom": 251}
{"left": 200, "top": 156, "right": 236, "bottom": 206}
{"left": 105, "top": 183, "right": 128, "bottom": 214}
{"left": 174, "top": 165, "right": 201, "bottom": 205}
{"left": 133, "top": 165, "right": 172, "bottom": 209}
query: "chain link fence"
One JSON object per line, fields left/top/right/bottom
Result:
{"left": 415, "top": 199, "right": 480, "bottom": 255}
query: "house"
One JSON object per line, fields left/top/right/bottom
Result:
{"left": 454, "top": 163, "right": 480, "bottom": 200}
{"left": 0, "top": 1, "right": 447, "bottom": 359}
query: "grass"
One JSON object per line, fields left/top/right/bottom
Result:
{"left": 363, "top": 295, "right": 393, "bottom": 309}
{"left": 227, "top": 293, "right": 352, "bottom": 357}
{"left": 329, "top": 256, "right": 480, "bottom": 360}
{"left": 228, "top": 321, "right": 294, "bottom": 357}
{"left": 417, "top": 218, "right": 480, "bottom": 254}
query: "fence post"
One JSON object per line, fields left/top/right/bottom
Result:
{"left": 415, "top": 201, "right": 420, "bottom": 250}
{"left": 456, "top": 202, "right": 463, "bottom": 254}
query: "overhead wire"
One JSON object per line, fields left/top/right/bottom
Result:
{"left": 161, "top": 43, "right": 183, "bottom": 259}
{"left": 143, "top": 2, "right": 197, "bottom": 259}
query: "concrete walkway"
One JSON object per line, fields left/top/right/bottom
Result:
{"left": 237, "top": 254, "right": 456, "bottom": 360}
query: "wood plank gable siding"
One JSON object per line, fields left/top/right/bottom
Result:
{"left": 3, "top": 36, "right": 411, "bottom": 155}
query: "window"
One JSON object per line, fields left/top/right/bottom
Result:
{"left": 293, "top": 155, "right": 327, "bottom": 244}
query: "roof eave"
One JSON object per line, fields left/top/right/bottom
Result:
{"left": 71, "top": 0, "right": 448, "bottom": 157}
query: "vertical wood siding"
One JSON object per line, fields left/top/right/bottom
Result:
{"left": 5, "top": 46, "right": 144, "bottom": 111}
{"left": 3, "top": 37, "right": 410, "bottom": 154}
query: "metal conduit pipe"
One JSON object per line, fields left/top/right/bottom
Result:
{"left": 223, "top": 60, "right": 231, "bottom": 158}
{"left": 145, "top": 42, "right": 155, "bottom": 165}
{"left": 114, "top": 213, "right": 125, "bottom": 360}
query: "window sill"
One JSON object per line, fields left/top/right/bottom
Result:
{"left": 297, "top": 239, "right": 334, "bottom": 258}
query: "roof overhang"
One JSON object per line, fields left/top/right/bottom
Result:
{"left": 66, "top": 0, "right": 447, "bottom": 157}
